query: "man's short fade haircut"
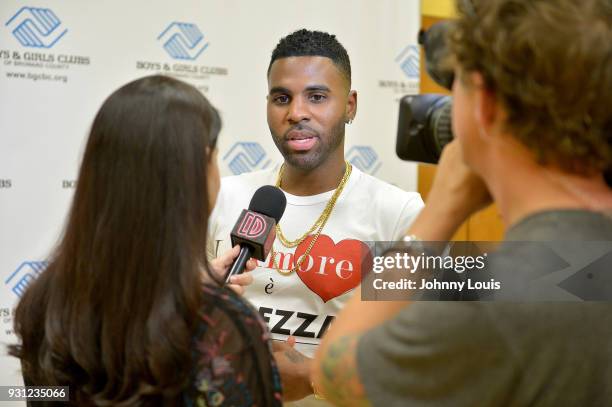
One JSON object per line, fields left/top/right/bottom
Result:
{"left": 267, "top": 29, "right": 352, "bottom": 86}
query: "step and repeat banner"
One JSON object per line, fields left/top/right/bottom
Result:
{"left": 0, "top": 0, "right": 420, "bottom": 393}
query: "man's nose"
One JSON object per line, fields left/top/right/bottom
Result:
{"left": 287, "top": 97, "right": 310, "bottom": 124}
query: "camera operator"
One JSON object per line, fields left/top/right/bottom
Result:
{"left": 312, "top": 0, "right": 612, "bottom": 405}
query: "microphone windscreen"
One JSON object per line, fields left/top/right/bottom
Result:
{"left": 248, "top": 185, "right": 287, "bottom": 222}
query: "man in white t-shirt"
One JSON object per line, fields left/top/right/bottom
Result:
{"left": 208, "top": 29, "right": 423, "bottom": 403}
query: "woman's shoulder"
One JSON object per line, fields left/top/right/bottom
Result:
{"left": 187, "top": 284, "right": 282, "bottom": 407}
{"left": 199, "top": 284, "right": 271, "bottom": 339}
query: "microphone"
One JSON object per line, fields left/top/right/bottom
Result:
{"left": 224, "top": 185, "right": 287, "bottom": 284}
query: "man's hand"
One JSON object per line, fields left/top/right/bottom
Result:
{"left": 208, "top": 245, "right": 257, "bottom": 295}
{"left": 272, "top": 337, "right": 313, "bottom": 401}
{"left": 409, "top": 140, "right": 493, "bottom": 241}
{"left": 430, "top": 140, "right": 493, "bottom": 220}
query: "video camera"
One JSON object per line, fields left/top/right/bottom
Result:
{"left": 396, "top": 21, "right": 455, "bottom": 165}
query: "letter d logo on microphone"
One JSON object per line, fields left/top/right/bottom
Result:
{"left": 230, "top": 209, "right": 276, "bottom": 260}
{"left": 237, "top": 212, "right": 266, "bottom": 238}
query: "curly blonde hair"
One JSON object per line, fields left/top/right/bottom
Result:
{"left": 450, "top": 0, "right": 612, "bottom": 174}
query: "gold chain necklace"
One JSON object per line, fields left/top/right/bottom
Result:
{"left": 271, "top": 161, "right": 352, "bottom": 275}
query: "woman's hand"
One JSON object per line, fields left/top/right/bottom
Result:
{"left": 208, "top": 245, "right": 257, "bottom": 295}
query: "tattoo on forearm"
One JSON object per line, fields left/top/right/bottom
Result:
{"left": 285, "top": 348, "right": 307, "bottom": 364}
{"left": 320, "top": 335, "right": 371, "bottom": 407}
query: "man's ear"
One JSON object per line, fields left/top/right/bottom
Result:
{"left": 345, "top": 90, "right": 357, "bottom": 122}
{"left": 472, "top": 72, "right": 498, "bottom": 138}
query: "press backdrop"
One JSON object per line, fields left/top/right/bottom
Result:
{"left": 0, "top": 0, "right": 420, "bottom": 397}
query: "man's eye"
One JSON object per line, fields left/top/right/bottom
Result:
{"left": 310, "top": 94, "right": 326, "bottom": 103}
{"left": 273, "top": 95, "right": 289, "bottom": 104}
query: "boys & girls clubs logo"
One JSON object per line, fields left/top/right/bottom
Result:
{"left": 2, "top": 6, "right": 90, "bottom": 83}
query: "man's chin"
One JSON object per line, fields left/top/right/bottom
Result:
{"left": 282, "top": 152, "right": 323, "bottom": 171}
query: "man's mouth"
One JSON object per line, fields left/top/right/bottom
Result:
{"left": 286, "top": 130, "right": 318, "bottom": 151}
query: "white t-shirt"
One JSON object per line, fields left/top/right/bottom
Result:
{"left": 208, "top": 166, "right": 423, "bottom": 405}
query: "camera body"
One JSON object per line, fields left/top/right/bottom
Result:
{"left": 396, "top": 21, "right": 455, "bottom": 164}
{"left": 396, "top": 94, "right": 452, "bottom": 164}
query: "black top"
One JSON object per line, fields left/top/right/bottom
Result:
{"left": 25, "top": 284, "right": 282, "bottom": 406}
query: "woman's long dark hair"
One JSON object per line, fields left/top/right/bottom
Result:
{"left": 10, "top": 75, "right": 221, "bottom": 405}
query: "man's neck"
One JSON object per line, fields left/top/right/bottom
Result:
{"left": 280, "top": 155, "right": 346, "bottom": 196}
{"left": 482, "top": 141, "right": 612, "bottom": 228}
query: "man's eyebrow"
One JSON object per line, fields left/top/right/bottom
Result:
{"left": 269, "top": 86, "right": 291, "bottom": 94}
{"left": 268, "top": 85, "right": 332, "bottom": 94}
{"left": 305, "top": 85, "right": 331, "bottom": 92}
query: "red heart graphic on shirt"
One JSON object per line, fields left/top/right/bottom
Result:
{"left": 294, "top": 235, "right": 372, "bottom": 303}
